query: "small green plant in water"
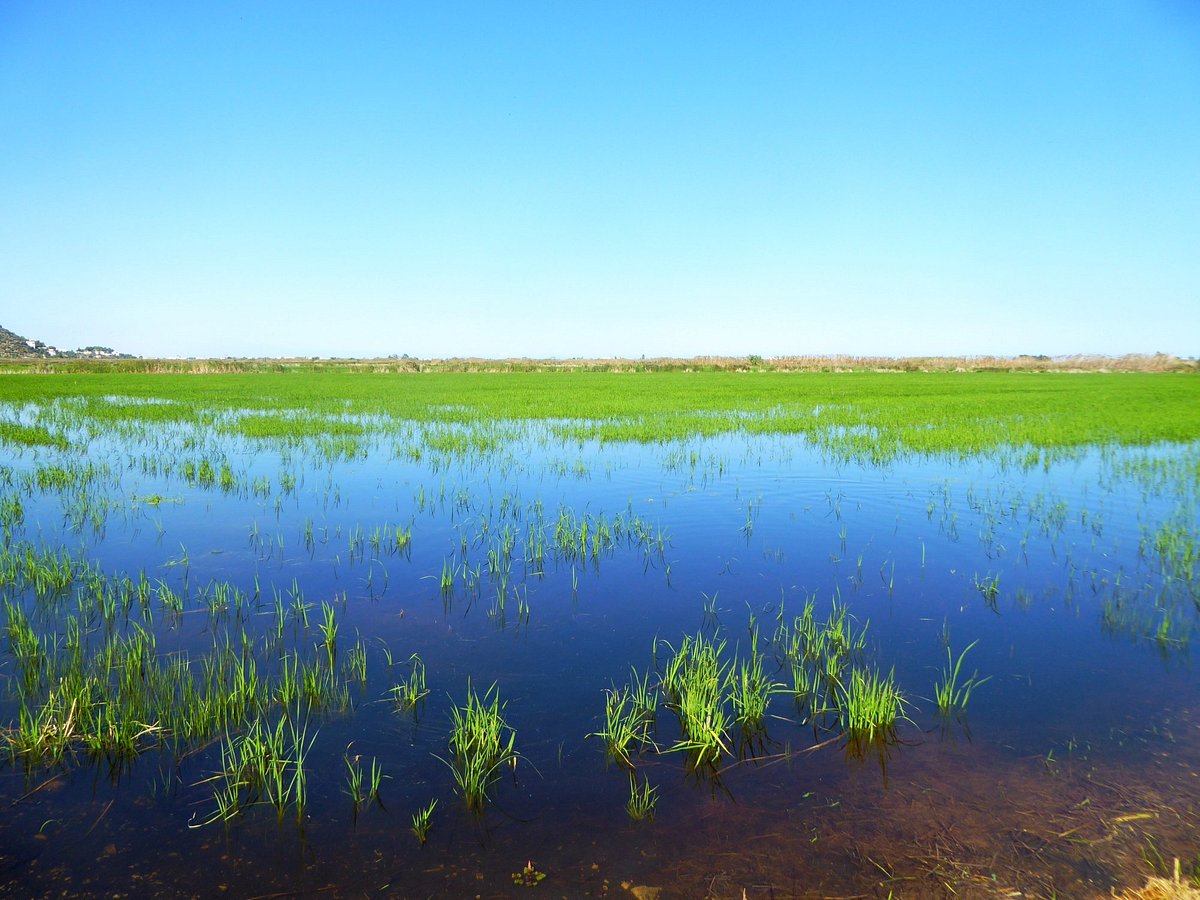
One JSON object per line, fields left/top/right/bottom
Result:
{"left": 973, "top": 572, "right": 1001, "bottom": 608}
{"left": 512, "top": 860, "right": 546, "bottom": 887}
{"left": 318, "top": 602, "right": 338, "bottom": 666}
{"left": 588, "top": 668, "right": 657, "bottom": 767}
{"left": 729, "top": 628, "right": 776, "bottom": 732}
{"left": 344, "top": 751, "right": 384, "bottom": 813}
{"left": 439, "top": 556, "right": 457, "bottom": 595}
{"left": 192, "top": 713, "right": 315, "bottom": 827}
{"left": 389, "top": 654, "right": 429, "bottom": 713}
{"left": 661, "top": 632, "right": 731, "bottom": 766}
{"left": 626, "top": 772, "right": 659, "bottom": 821}
{"left": 838, "top": 666, "right": 906, "bottom": 747}
{"left": 410, "top": 798, "right": 437, "bottom": 845}
{"left": 935, "top": 640, "right": 990, "bottom": 718}
{"left": 443, "top": 681, "right": 519, "bottom": 811}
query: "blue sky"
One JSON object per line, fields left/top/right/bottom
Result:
{"left": 2, "top": 2, "right": 1197, "bottom": 359}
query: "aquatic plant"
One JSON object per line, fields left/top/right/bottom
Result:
{"left": 344, "top": 751, "right": 384, "bottom": 813}
{"left": 775, "top": 595, "right": 868, "bottom": 722}
{"left": 589, "top": 668, "right": 658, "bottom": 767}
{"left": 512, "top": 860, "right": 547, "bottom": 887}
{"left": 443, "top": 681, "right": 518, "bottom": 811}
{"left": 194, "top": 713, "right": 315, "bottom": 827}
{"left": 625, "top": 773, "right": 658, "bottom": 821}
{"left": 411, "top": 798, "right": 437, "bottom": 845}
{"left": 318, "top": 601, "right": 338, "bottom": 667}
{"left": 837, "top": 666, "right": 905, "bottom": 747}
{"left": 661, "top": 633, "right": 731, "bottom": 765}
{"left": 934, "top": 640, "right": 990, "bottom": 718}
{"left": 974, "top": 572, "right": 1001, "bottom": 608}
{"left": 389, "top": 654, "right": 429, "bottom": 713}
{"left": 439, "top": 556, "right": 457, "bottom": 595}
{"left": 728, "top": 628, "right": 777, "bottom": 732}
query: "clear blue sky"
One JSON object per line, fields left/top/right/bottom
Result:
{"left": 2, "top": 2, "right": 1197, "bottom": 359}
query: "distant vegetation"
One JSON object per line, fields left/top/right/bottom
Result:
{"left": 0, "top": 347, "right": 1194, "bottom": 375}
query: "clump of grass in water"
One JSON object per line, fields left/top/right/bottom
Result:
{"left": 6, "top": 689, "right": 82, "bottom": 768}
{"left": 935, "top": 640, "right": 990, "bottom": 718}
{"left": 0, "top": 492, "right": 23, "bottom": 528}
{"left": 729, "top": 626, "right": 778, "bottom": 734}
{"left": 193, "top": 712, "right": 315, "bottom": 827}
{"left": 837, "top": 666, "right": 906, "bottom": 750}
{"left": 318, "top": 602, "right": 338, "bottom": 667}
{"left": 439, "top": 556, "right": 457, "bottom": 596}
{"left": 625, "top": 772, "right": 658, "bottom": 821}
{"left": 389, "top": 653, "right": 429, "bottom": 713}
{"left": 776, "top": 595, "right": 866, "bottom": 723}
{"left": 344, "top": 750, "right": 385, "bottom": 814}
{"left": 588, "top": 668, "right": 658, "bottom": 767}
{"left": 974, "top": 572, "right": 1001, "bottom": 609}
{"left": 661, "top": 632, "right": 731, "bottom": 766}
{"left": 411, "top": 798, "right": 437, "bottom": 845}
{"left": 442, "top": 681, "right": 518, "bottom": 811}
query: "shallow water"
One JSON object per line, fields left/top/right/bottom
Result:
{"left": 1, "top": 411, "right": 1198, "bottom": 898}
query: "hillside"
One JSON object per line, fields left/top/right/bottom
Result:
{"left": 0, "top": 324, "right": 131, "bottom": 359}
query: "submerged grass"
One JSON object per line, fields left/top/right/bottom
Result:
{"left": 411, "top": 798, "right": 437, "bottom": 845}
{"left": 194, "top": 712, "right": 315, "bottom": 827}
{"left": 838, "top": 666, "right": 906, "bottom": 748}
{"left": 728, "top": 628, "right": 778, "bottom": 733}
{"left": 589, "top": 668, "right": 658, "bottom": 767}
{"left": 935, "top": 640, "right": 990, "bottom": 718}
{"left": 626, "top": 773, "right": 659, "bottom": 821}
{"left": 344, "top": 751, "right": 384, "bottom": 813}
{"left": 389, "top": 654, "right": 429, "bottom": 714}
{"left": 443, "top": 682, "right": 518, "bottom": 812}
{"left": 661, "top": 632, "right": 732, "bottom": 766}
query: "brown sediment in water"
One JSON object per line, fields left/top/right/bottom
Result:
{"left": 617, "top": 707, "right": 1200, "bottom": 899}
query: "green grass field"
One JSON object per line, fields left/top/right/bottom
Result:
{"left": 1, "top": 370, "right": 1197, "bottom": 461}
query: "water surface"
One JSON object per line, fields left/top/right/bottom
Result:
{"left": 1, "top": 406, "right": 1198, "bottom": 897}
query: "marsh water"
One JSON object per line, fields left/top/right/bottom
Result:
{"left": 1, "top": 405, "right": 1198, "bottom": 898}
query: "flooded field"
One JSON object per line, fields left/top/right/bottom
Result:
{"left": 1, "top": 372, "right": 1198, "bottom": 898}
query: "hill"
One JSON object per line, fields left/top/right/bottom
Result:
{"left": 0, "top": 324, "right": 132, "bottom": 360}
